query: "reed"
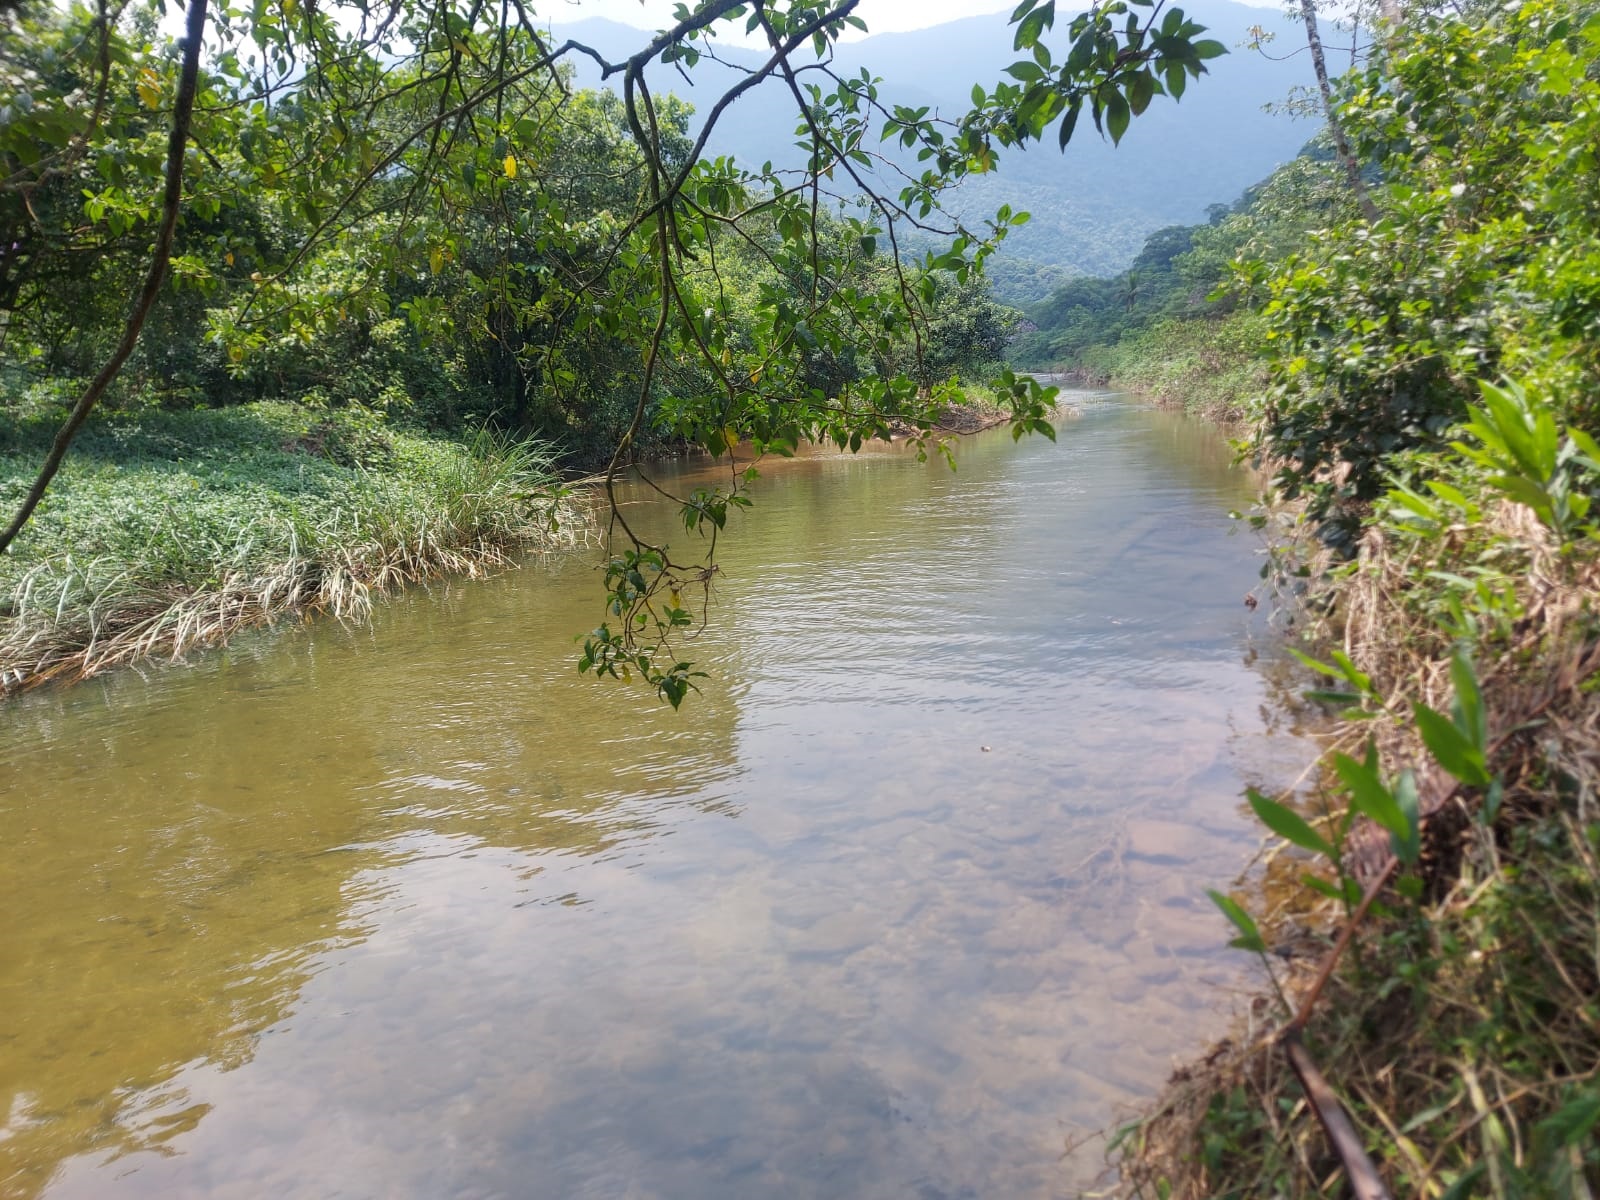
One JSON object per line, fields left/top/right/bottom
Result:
{"left": 0, "top": 407, "right": 587, "bottom": 692}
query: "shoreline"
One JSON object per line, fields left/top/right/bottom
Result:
{"left": 0, "top": 404, "right": 585, "bottom": 697}
{"left": 1088, "top": 368, "right": 1600, "bottom": 1194}
{"left": 1, "top": 393, "right": 1018, "bottom": 698}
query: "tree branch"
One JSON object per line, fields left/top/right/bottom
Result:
{"left": 0, "top": 0, "right": 210, "bottom": 555}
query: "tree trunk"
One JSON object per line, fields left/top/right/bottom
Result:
{"left": 0, "top": 0, "right": 210, "bottom": 555}
{"left": 1300, "top": 0, "right": 1381, "bottom": 223}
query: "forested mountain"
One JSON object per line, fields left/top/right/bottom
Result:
{"left": 553, "top": 0, "right": 1319, "bottom": 294}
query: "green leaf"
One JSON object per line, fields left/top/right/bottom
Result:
{"left": 1127, "top": 70, "right": 1156, "bottom": 117}
{"left": 1535, "top": 1089, "right": 1600, "bottom": 1148}
{"left": 1449, "top": 650, "right": 1487, "bottom": 752}
{"left": 1332, "top": 749, "right": 1407, "bottom": 841}
{"left": 1104, "top": 91, "right": 1131, "bottom": 145}
{"left": 1057, "top": 100, "right": 1082, "bottom": 149}
{"left": 1437, "top": 1164, "right": 1487, "bottom": 1200}
{"left": 1414, "top": 702, "right": 1491, "bottom": 787}
{"left": 1391, "top": 768, "right": 1422, "bottom": 866}
{"left": 1301, "top": 874, "right": 1347, "bottom": 902}
{"left": 1207, "top": 889, "right": 1266, "bottom": 954}
{"left": 1248, "top": 788, "right": 1336, "bottom": 861}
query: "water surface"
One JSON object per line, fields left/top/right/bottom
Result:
{"left": 0, "top": 394, "right": 1311, "bottom": 1198}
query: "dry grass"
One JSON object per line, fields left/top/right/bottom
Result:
{"left": 1106, "top": 500, "right": 1600, "bottom": 1199}
{"left": 0, "top": 420, "right": 590, "bottom": 693}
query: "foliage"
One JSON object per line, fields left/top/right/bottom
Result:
{"left": 1101, "top": 2, "right": 1600, "bottom": 1194}
{"left": 1246, "top": 0, "right": 1600, "bottom": 548}
{"left": 1128, "top": 366, "right": 1600, "bottom": 1194}
{"left": 0, "top": 0, "right": 1234, "bottom": 687}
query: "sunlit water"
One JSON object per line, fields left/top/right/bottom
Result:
{"left": 0, "top": 394, "right": 1312, "bottom": 1198}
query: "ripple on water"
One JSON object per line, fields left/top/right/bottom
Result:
{"left": 0, "top": 397, "right": 1317, "bottom": 1200}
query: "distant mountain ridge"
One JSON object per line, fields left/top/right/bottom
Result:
{"left": 550, "top": 3, "right": 1317, "bottom": 296}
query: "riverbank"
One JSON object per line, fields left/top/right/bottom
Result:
{"left": 0, "top": 390, "right": 1027, "bottom": 695}
{"left": 1093, "top": 384, "right": 1600, "bottom": 1189}
{"left": 1021, "top": 313, "right": 1268, "bottom": 425}
{"left": 0, "top": 403, "right": 585, "bottom": 693}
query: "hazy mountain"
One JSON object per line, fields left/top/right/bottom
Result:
{"left": 551, "top": 2, "right": 1318, "bottom": 298}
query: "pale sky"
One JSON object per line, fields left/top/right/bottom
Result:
{"left": 541, "top": 0, "right": 1016, "bottom": 40}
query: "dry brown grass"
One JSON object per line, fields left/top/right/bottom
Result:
{"left": 1105, "top": 500, "right": 1600, "bottom": 1199}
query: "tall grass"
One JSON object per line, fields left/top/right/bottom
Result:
{"left": 0, "top": 404, "right": 587, "bottom": 691}
{"left": 1112, "top": 382, "right": 1600, "bottom": 1197}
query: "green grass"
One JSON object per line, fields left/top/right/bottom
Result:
{"left": 1113, "top": 380, "right": 1600, "bottom": 1197}
{"left": 0, "top": 402, "right": 585, "bottom": 690}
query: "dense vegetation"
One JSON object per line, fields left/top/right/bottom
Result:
{"left": 8, "top": 0, "right": 1594, "bottom": 1190}
{"left": 0, "top": 0, "right": 1227, "bottom": 694}
{"left": 1055, "top": 0, "right": 1600, "bottom": 1193}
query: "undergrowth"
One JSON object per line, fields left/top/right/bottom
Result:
{"left": 0, "top": 403, "right": 585, "bottom": 690}
{"left": 1071, "top": 314, "right": 1268, "bottom": 422}
{"left": 1108, "top": 380, "right": 1600, "bottom": 1197}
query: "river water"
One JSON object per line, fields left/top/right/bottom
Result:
{"left": 0, "top": 393, "right": 1311, "bottom": 1199}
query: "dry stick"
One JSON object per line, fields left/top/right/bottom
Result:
{"left": 1275, "top": 646, "right": 1600, "bottom": 1195}
{"left": 1284, "top": 1030, "right": 1394, "bottom": 1200}
{"left": 0, "top": 0, "right": 209, "bottom": 556}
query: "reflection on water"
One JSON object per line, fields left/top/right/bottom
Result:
{"left": 0, "top": 394, "right": 1313, "bottom": 1198}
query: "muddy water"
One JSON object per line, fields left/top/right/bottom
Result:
{"left": 0, "top": 394, "right": 1311, "bottom": 1199}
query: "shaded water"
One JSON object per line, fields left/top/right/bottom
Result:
{"left": 0, "top": 394, "right": 1311, "bottom": 1199}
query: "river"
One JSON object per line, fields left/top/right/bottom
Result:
{"left": 0, "top": 392, "right": 1312, "bottom": 1198}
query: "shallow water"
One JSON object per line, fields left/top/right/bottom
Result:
{"left": 0, "top": 394, "right": 1311, "bottom": 1199}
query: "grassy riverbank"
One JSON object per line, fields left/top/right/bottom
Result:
{"left": 1115, "top": 480, "right": 1600, "bottom": 1195}
{"left": 1077, "top": 0, "right": 1600, "bottom": 1187}
{"left": 0, "top": 403, "right": 584, "bottom": 692}
{"left": 1088, "top": 337, "right": 1600, "bottom": 1198}
{"left": 1061, "top": 315, "right": 1266, "bottom": 424}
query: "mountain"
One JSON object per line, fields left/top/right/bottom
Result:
{"left": 549, "top": 2, "right": 1317, "bottom": 298}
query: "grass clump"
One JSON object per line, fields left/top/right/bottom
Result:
{"left": 0, "top": 402, "right": 586, "bottom": 691}
{"left": 1109, "top": 380, "right": 1600, "bottom": 1197}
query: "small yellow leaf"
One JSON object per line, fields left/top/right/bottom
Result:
{"left": 224, "top": 251, "right": 235, "bottom": 266}
{"left": 503, "top": 154, "right": 517, "bottom": 178}
{"left": 429, "top": 247, "right": 444, "bottom": 274}
{"left": 137, "top": 68, "right": 161, "bottom": 110}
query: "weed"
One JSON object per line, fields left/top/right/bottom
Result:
{"left": 0, "top": 405, "right": 586, "bottom": 690}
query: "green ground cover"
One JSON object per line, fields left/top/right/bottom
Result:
{"left": 0, "top": 403, "right": 580, "bottom": 690}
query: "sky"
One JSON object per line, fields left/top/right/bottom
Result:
{"left": 540, "top": 0, "right": 1017, "bottom": 40}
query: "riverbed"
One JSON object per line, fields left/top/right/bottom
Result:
{"left": 0, "top": 393, "right": 1313, "bottom": 1198}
